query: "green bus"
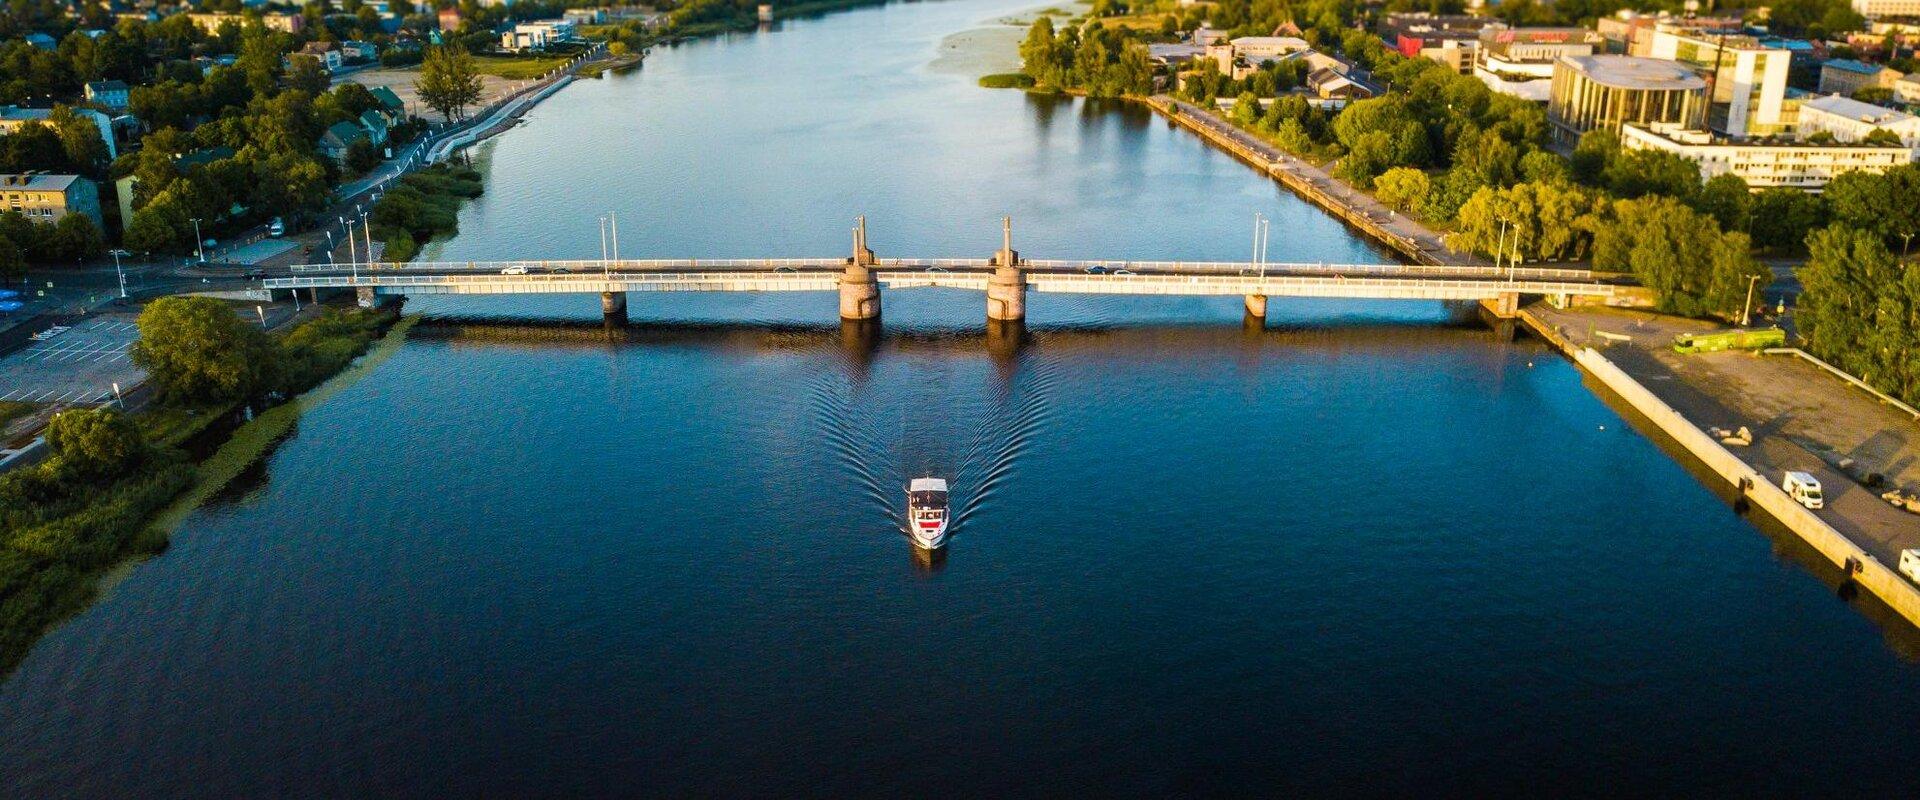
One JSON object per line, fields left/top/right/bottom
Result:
{"left": 1672, "top": 327, "right": 1787, "bottom": 354}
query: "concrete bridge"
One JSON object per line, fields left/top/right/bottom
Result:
{"left": 263, "top": 218, "right": 1620, "bottom": 323}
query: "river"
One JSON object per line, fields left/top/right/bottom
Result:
{"left": 5, "top": 1, "right": 1920, "bottom": 796}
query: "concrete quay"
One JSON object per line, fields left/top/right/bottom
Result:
{"left": 1519, "top": 305, "right": 1920, "bottom": 631}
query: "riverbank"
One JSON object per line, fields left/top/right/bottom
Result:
{"left": 1519, "top": 305, "right": 1920, "bottom": 630}
{"left": 0, "top": 303, "right": 405, "bottom": 674}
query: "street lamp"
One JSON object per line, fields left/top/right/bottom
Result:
{"left": 190, "top": 218, "right": 205, "bottom": 264}
{"left": 1741, "top": 273, "right": 1763, "bottom": 327}
{"left": 109, "top": 249, "right": 130, "bottom": 299}
{"left": 599, "top": 215, "right": 610, "bottom": 276}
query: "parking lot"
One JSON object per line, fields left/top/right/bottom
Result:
{"left": 0, "top": 315, "right": 145, "bottom": 406}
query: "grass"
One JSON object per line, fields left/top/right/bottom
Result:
{"left": 0, "top": 401, "right": 31, "bottom": 431}
{"left": 472, "top": 54, "right": 571, "bottom": 80}
{"left": 0, "top": 306, "right": 405, "bottom": 676}
{"left": 978, "top": 73, "right": 1037, "bottom": 89}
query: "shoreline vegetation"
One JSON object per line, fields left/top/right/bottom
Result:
{"left": 0, "top": 302, "right": 404, "bottom": 675}
{"left": 371, "top": 164, "right": 486, "bottom": 264}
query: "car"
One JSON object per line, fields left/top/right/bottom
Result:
{"left": 1782, "top": 471, "right": 1824, "bottom": 510}
{"left": 268, "top": 218, "right": 285, "bottom": 237}
{"left": 551, "top": 267, "right": 572, "bottom": 274}
{"left": 1112, "top": 268, "right": 1134, "bottom": 275}
{"left": 1084, "top": 265, "right": 1109, "bottom": 274}
{"left": 244, "top": 268, "right": 267, "bottom": 280}
{"left": 500, "top": 265, "right": 529, "bottom": 275}
{"left": 775, "top": 266, "right": 797, "bottom": 273}
{"left": 203, "top": 238, "right": 217, "bottom": 249}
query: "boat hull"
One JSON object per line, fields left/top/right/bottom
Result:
{"left": 910, "top": 521, "right": 948, "bottom": 550}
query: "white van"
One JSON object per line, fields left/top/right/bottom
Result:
{"left": 1783, "top": 471, "right": 1824, "bottom": 510}
{"left": 1901, "top": 549, "right": 1920, "bottom": 586}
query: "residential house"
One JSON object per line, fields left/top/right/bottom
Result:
{"left": 501, "top": 20, "right": 576, "bottom": 52}
{"left": 340, "top": 41, "right": 378, "bottom": 63}
{"left": 294, "top": 42, "right": 344, "bottom": 72}
{"left": 1796, "top": 93, "right": 1920, "bottom": 146}
{"left": 369, "top": 86, "right": 407, "bottom": 120}
{"left": 0, "top": 173, "right": 102, "bottom": 228}
{"left": 1819, "top": 58, "right": 1902, "bottom": 96}
{"left": 83, "top": 80, "right": 130, "bottom": 111}
{"left": 1620, "top": 121, "right": 1913, "bottom": 190}
{"left": 23, "top": 33, "right": 56, "bottom": 50}
{"left": 359, "top": 110, "right": 388, "bottom": 148}
{"left": 318, "top": 122, "right": 367, "bottom": 165}
{"left": 0, "top": 106, "right": 117, "bottom": 159}
{"left": 1307, "top": 67, "right": 1379, "bottom": 108}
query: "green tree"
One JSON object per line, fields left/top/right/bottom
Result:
{"left": 1693, "top": 173, "right": 1752, "bottom": 233}
{"left": 0, "top": 233, "right": 23, "bottom": 286}
{"left": 1447, "top": 181, "right": 1604, "bottom": 262}
{"left": 131, "top": 296, "right": 280, "bottom": 404}
{"left": 416, "top": 43, "right": 483, "bottom": 121}
{"left": 1825, "top": 164, "right": 1920, "bottom": 252}
{"left": 45, "top": 406, "right": 147, "bottom": 484}
{"left": 1519, "top": 150, "right": 1570, "bottom": 184}
{"left": 1602, "top": 149, "right": 1701, "bottom": 201}
{"left": 1592, "top": 196, "right": 1767, "bottom": 318}
{"left": 1862, "top": 127, "right": 1905, "bottom": 147}
{"left": 287, "top": 56, "right": 331, "bottom": 95}
{"left": 46, "top": 213, "right": 102, "bottom": 262}
{"left": 1750, "top": 187, "right": 1828, "bottom": 251}
{"left": 1799, "top": 224, "right": 1920, "bottom": 401}
{"left": 1373, "top": 167, "right": 1430, "bottom": 213}
{"left": 1569, "top": 129, "right": 1618, "bottom": 186}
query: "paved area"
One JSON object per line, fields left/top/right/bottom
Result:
{"left": 224, "top": 239, "right": 301, "bottom": 266}
{"left": 0, "top": 315, "right": 144, "bottom": 406}
{"left": 1532, "top": 304, "right": 1920, "bottom": 565}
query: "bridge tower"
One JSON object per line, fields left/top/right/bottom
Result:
{"left": 839, "top": 216, "right": 881, "bottom": 321}
{"left": 986, "top": 216, "right": 1026, "bottom": 322}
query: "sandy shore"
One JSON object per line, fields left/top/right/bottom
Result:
{"left": 342, "top": 68, "right": 522, "bottom": 124}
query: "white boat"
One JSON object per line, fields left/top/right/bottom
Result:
{"left": 906, "top": 477, "right": 950, "bottom": 549}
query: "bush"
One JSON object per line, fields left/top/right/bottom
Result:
{"left": 978, "top": 73, "right": 1036, "bottom": 89}
{"left": 132, "top": 297, "right": 281, "bottom": 404}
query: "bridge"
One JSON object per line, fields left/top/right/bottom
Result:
{"left": 262, "top": 219, "right": 1621, "bottom": 324}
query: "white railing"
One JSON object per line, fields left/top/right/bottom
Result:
{"left": 285, "top": 257, "right": 1597, "bottom": 282}
{"left": 1025, "top": 273, "right": 1613, "bottom": 295}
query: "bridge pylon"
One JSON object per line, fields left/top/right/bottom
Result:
{"left": 839, "top": 215, "right": 881, "bottom": 321}
{"left": 986, "top": 216, "right": 1026, "bottom": 322}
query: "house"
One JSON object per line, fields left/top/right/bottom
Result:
{"left": 187, "top": 12, "right": 304, "bottom": 34}
{"left": 359, "top": 110, "right": 388, "bottom": 148}
{"left": 23, "top": 33, "right": 56, "bottom": 50}
{"left": 340, "top": 41, "right": 378, "bottom": 62}
{"left": 1819, "top": 58, "right": 1902, "bottom": 96}
{"left": 83, "top": 80, "right": 130, "bottom": 111}
{"left": 1207, "top": 36, "right": 1311, "bottom": 78}
{"left": 113, "top": 147, "right": 233, "bottom": 227}
{"left": 1621, "top": 122, "right": 1913, "bottom": 190}
{"left": 438, "top": 7, "right": 462, "bottom": 31}
{"left": 0, "top": 106, "right": 116, "bottom": 159}
{"left": 1307, "top": 67, "right": 1378, "bottom": 106}
{"left": 1147, "top": 43, "right": 1205, "bottom": 67}
{"left": 369, "top": 86, "right": 406, "bottom": 119}
{"left": 1797, "top": 93, "right": 1920, "bottom": 146}
{"left": 0, "top": 173, "right": 102, "bottom": 228}
{"left": 295, "top": 42, "right": 344, "bottom": 72}
{"left": 318, "top": 121, "right": 368, "bottom": 165}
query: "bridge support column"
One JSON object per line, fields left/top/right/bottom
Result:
{"left": 356, "top": 286, "right": 376, "bottom": 308}
{"left": 985, "top": 216, "right": 1025, "bottom": 323}
{"left": 601, "top": 290, "right": 627, "bottom": 320}
{"left": 839, "top": 216, "right": 881, "bottom": 321}
{"left": 1244, "top": 294, "right": 1267, "bottom": 318}
{"left": 1481, "top": 291, "right": 1520, "bottom": 319}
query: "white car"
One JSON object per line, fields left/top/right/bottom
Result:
{"left": 1900, "top": 549, "right": 1920, "bottom": 586}
{"left": 268, "top": 218, "right": 285, "bottom": 237}
{"left": 500, "top": 265, "right": 529, "bottom": 275}
{"left": 1782, "top": 471, "right": 1824, "bottom": 510}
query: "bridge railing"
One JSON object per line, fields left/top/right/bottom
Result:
{"left": 1025, "top": 272, "right": 1615, "bottom": 295}
{"left": 285, "top": 258, "right": 1596, "bottom": 282}
{"left": 1021, "top": 260, "right": 1594, "bottom": 281}
{"left": 289, "top": 258, "right": 849, "bottom": 274}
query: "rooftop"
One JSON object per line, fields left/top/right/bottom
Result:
{"left": 1824, "top": 58, "right": 1891, "bottom": 76}
{"left": 1559, "top": 55, "right": 1705, "bottom": 90}
{"left": 0, "top": 173, "right": 83, "bottom": 191}
{"left": 1801, "top": 94, "right": 1915, "bottom": 126}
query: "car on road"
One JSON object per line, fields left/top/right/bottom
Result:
{"left": 1112, "top": 268, "right": 1134, "bottom": 275}
{"left": 268, "top": 217, "right": 285, "bottom": 237}
{"left": 500, "top": 265, "right": 529, "bottom": 275}
{"left": 244, "top": 268, "right": 268, "bottom": 280}
{"left": 1084, "top": 265, "right": 1109, "bottom": 274}
{"left": 551, "top": 267, "right": 572, "bottom": 274}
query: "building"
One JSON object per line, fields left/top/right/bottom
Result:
{"left": 1474, "top": 27, "right": 1603, "bottom": 102}
{"left": 563, "top": 7, "right": 605, "bottom": 25}
{"left": 23, "top": 33, "right": 55, "bottom": 50}
{"left": 0, "top": 106, "right": 116, "bottom": 159}
{"left": 1796, "top": 93, "right": 1920, "bottom": 146}
{"left": 1307, "top": 67, "right": 1379, "bottom": 107}
{"left": 369, "top": 85, "right": 407, "bottom": 119}
{"left": 1206, "top": 36, "right": 1310, "bottom": 79}
{"left": 83, "top": 80, "right": 129, "bottom": 110}
{"left": 359, "top": 110, "right": 388, "bottom": 148}
{"left": 438, "top": 6, "right": 462, "bottom": 31}
{"left": 0, "top": 174, "right": 102, "bottom": 228}
{"left": 1896, "top": 73, "right": 1920, "bottom": 104}
{"left": 318, "top": 121, "right": 368, "bottom": 165}
{"left": 1548, "top": 55, "right": 1707, "bottom": 141}
{"left": 186, "top": 12, "right": 304, "bottom": 34}
{"left": 501, "top": 20, "right": 576, "bottom": 52}
{"left": 1381, "top": 12, "right": 1492, "bottom": 59}
{"left": 1852, "top": 0, "right": 1920, "bottom": 17}
{"left": 1819, "top": 59, "right": 1902, "bottom": 96}
{"left": 1620, "top": 122, "right": 1912, "bottom": 190}
{"left": 340, "top": 40, "right": 377, "bottom": 62}
{"left": 294, "top": 42, "right": 343, "bottom": 72}
{"left": 1645, "top": 25, "right": 1793, "bottom": 137}
{"left": 1146, "top": 43, "right": 1204, "bottom": 67}
{"left": 1595, "top": 11, "right": 1741, "bottom": 56}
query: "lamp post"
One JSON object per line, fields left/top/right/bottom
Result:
{"left": 600, "top": 215, "right": 610, "bottom": 276}
{"left": 190, "top": 218, "right": 205, "bottom": 264}
{"left": 109, "top": 248, "right": 129, "bottom": 299}
{"left": 1741, "top": 273, "right": 1763, "bottom": 327}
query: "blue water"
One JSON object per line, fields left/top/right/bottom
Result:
{"left": 3, "top": 1, "right": 1917, "bottom": 796}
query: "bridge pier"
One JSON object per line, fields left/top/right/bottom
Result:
{"left": 1480, "top": 291, "right": 1520, "bottom": 319}
{"left": 602, "top": 291, "right": 628, "bottom": 321}
{"left": 839, "top": 216, "right": 881, "bottom": 321}
{"left": 1244, "top": 294, "right": 1267, "bottom": 318}
{"left": 356, "top": 286, "right": 376, "bottom": 308}
{"left": 986, "top": 217, "right": 1025, "bottom": 322}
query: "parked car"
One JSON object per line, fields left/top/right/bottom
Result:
{"left": 1901, "top": 549, "right": 1920, "bottom": 586}
{"left": 500, "top": 265, "right": 529, "bottom": 275}
{"left": 268, "top": 217, "right": 285, "bottom": 237}
{"left": 1782, "top": 471, "right": 1824, "bottom": 510}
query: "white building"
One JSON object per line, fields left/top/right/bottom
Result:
{"left": 1206, "top": 36, "right": 1310, "bottom": 79}
{"left": 1473, "top": 28, "right": 1601, "bottom": 102}
{"left": 1645, "top": 26, "right": 1793, "bottom": 137}
{"left": 501, "top": 20, "right": 576, "bottom": 51}
{"left": 1620, "top": 122, "right": 1913, "bottom": 190}
{"left": 1797, "top": 94, "right": 1920, "bottom": 147}
{"left": 1853, "top": 0, "right": 1920, "bottom": 18}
